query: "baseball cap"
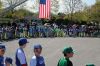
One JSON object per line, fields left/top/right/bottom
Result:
{"left": 63, "top": 47, "right": 73, "bottom": 54}
{"left": 0, "top": 44, "right": 6, "bottom": 50}
{"left": 18, "top": 38, "right": 29, "bottom": 46}
{"left": 86, "top": 64, "right": 95, "bottom": 66}
{"left": 33, "top": 44, "right": 42, "bottom": 49}
{"left": 5, "top": 57, "right": 13, "bottom": 64}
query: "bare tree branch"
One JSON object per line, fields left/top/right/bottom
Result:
{"left": 64, "top": 0, "right": 83, "bottom": 20}
{"left": 51, "top": 0, "right": 59, "bottom": 14}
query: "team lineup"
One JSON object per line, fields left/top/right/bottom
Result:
{"left": 0, "top": 0, "right": 99, "bottom": 66}
{"left": 0, "top": 38, "right": 96, "bottom": 66}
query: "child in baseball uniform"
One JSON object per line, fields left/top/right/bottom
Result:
{"left": 15, "top": 38, "right": 29, "bottom": 66}
{"left": 30, "top": 44, "right": 45, "bottom": 66}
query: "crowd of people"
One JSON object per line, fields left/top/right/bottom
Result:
{"left": 0, "top": 38, "right": 95, "bottom": 66}
{"left": 0, "top": 21, "right": 100, "bottom": 41}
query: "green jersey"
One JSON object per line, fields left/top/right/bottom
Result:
{"left": 57, "top": 57, "right": 73, "bottom": 66}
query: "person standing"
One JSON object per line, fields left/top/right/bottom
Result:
{"left": 5, "top": 57, "right": 13, "bottom": 66}
{"left": 30, "top": 44, "right": 45, "bottom": 66}
{"left": 86, "top": 64, "right": 95, "bottom": 66}
{"left": 15, "top": 38, "right": 28, "bottom": 66}
{"left": 57, "top": 47, "right": 74, "bottom": 66}
{"left": 0, "top": 44, "right": 6, "bottom": 66}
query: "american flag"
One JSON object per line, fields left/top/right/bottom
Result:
{"left": 39, "top": 0, "right": 51, "bottom": 19}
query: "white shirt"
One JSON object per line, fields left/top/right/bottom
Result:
{"left": 17, "top": 48, "right": 26, "bottom": 64}
{"left": 30, "top": 56, "right": 37, "bottom": 66}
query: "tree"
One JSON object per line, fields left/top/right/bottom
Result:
{"left": 32, "top": 0, "right": 39, "bottom": 12}
{"left": 63, "top": 0, "right": 83, "bottom": 21}
{"left": 32, "top": 0, "right": 59, "bottom": 14}
{"left": 89, "top": 1, "right": 100, "bottom": 22}
{"left": 0, "top": 1, "right": 2, "bottom": 11}
{"left": 96, "top": 0, "right": 100, "bottom": 2}
{"left": 51, "top": 0, "right": 59, "bottom": 14}
{"left": 5, "top": 0, "right": 17, "bottom": 13}
{"left": 0, "top": 0, "right": 28, "bottom": 17}
{"left": 4, "top": 8, "right": 33, "bottom": 18}
{"left": 14, "top": 9, "right": 33, "bottom": 18}
{"left": 2, "top": 0, "right": 27, "bottom": 7}
{"left": 3, "top": 0, "right": 27, "bottom": 12}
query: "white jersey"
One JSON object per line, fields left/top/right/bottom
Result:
{"left": 16, "top": 48, "right": 27, "bottom": 66}
{"left": 30, "top": 55, "right": 45, "bottom": 66}
{"left": 30, "top": 56, "right": 37, "bottom": 66}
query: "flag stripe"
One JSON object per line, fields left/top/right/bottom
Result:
{"left": 39, "top": 0, "right": 50, "bottom": 19}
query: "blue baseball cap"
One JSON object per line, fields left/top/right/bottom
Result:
{"left": 0, "top": 44, "right": 6, "bottom": 50}
{"left": 33, "top": 44, "right": 42, "bottom": 49}
{"left": 18, "top": 38, "right": 29, "bottom": 46}
{"left": 5, "top": 57, "right": 13, "bottom": 64}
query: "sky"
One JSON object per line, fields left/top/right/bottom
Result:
{"left": 26, "top": 0, "right": 96, "bottom": 5}
{"left": 82, "top": 0, "right": 96, "bottom": 6}
{"left": 1, "top": 0, "right": 96, "bottom": 12}
{"left": 59, "top": 0, "right": 96, "bottom": 12}
{"left": 24, "top": 0, "right": 96, "bottom": 12}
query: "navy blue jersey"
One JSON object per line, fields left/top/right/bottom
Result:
{"left": 0, "top": 56, "right": 4, "bottom": 66}
{"left": 30, "top": 55, "right": 45, "bottom": 66}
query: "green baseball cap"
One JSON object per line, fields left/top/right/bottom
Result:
{"left": 62, "top": 47, "right": 74, "bottom": 54}
{"left": 86, "top": 64, "right": 95, "bottom": 66}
